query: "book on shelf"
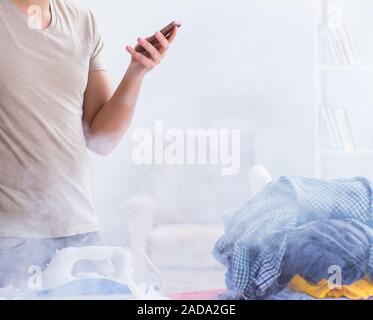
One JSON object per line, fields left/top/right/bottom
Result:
{"left": 324, "top": 5, "right": 360, "bottom": 66}
{"left": 324, "top": 26, "right": 360, "bottom": 66}
{"left": 320, "top": 107, "right": 355, "bottom": 151}
{"left": 334, "top": 108, "right": 355, "bottom": 151}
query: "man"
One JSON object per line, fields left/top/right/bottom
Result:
{"left": 0, "top": 0, "right": 177, "bottom": 288}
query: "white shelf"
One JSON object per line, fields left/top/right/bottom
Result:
{"left": 321, "top": 65, "right": 373, "bottom": 72}
{"left": 315, "top": 0, "right": 373, "bottom": 178}
{"left": 320, "top": 150, "right": 373, "bottom": 156}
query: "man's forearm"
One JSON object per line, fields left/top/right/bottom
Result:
{"left": 87, "top": 64, "right": 146, "bottom": 155}
{"left": 84, "top": 27, "right": 178, "bottom": 156}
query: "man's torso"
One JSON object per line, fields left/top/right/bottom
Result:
{"left": 0, "top": 0, "right": 102, "bottom": 238}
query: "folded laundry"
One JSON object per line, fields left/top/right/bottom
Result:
{"left": 213, "top": 176, "right": 373, "bottom": 300}
{"left": 289, "top": 275, "right": 373, "bottom": 300}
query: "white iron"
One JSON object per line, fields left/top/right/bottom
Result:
{"left": 39, "top": 246, "right": 161, "bottom": 298}
{"left": 248, "top": 164, "right": 273, "bottom": 195}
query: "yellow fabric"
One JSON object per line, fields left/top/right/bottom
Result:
{"left": 289, "top": 275, "right": 373, "bottom": 300}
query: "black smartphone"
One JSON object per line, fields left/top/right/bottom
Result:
{"left": 135, "top": 21, "right": 181, "bottom": 54}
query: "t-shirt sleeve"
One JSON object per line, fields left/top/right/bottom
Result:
{"left": 89, "top": 13, "right": 107, "bottom": 72}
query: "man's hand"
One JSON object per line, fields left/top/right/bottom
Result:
{"left": 125, "top": 27, "right": 178, "bottom": 76}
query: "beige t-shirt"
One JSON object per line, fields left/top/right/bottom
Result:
{"left": 0, "top": 0, "right": 106, "bottom": 238}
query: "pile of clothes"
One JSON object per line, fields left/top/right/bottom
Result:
{"left": 213, "top": 176, "right": 373, "bottom": 300}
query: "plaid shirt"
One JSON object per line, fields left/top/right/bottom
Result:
{"left": 213, "top": 176, "right": 373, "bottom": 300}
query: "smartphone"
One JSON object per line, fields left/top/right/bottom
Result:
{"left": 135, "top": 21, "right": 182, "bottom": 54}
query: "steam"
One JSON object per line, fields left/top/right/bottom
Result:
{"left": 3, "top": 0, "right": 361, "bottom": 299}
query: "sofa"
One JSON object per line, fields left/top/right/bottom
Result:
{"left": 122, "top": 132, "right": 266, "bottom": 292}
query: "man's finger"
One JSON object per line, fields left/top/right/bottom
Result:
{"left": 155, "top": 32, "right": 170, "bottom": 54}
{"left": 137, "top": 38, "right": 161, "bottom": 64}
{"left": 126, "top": 46, "right": 156, "bottom": 69}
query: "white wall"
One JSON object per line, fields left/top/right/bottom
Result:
{"left": 77, "top": 0, "right": 317, "bottom": 242}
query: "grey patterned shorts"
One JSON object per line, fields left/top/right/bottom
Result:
{"left": 0, "top": 232, "right": 103, "bottom": 289}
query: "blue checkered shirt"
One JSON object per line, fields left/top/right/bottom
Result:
{"left": 213, "top": 176, "right": 373, "bottom": 300}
